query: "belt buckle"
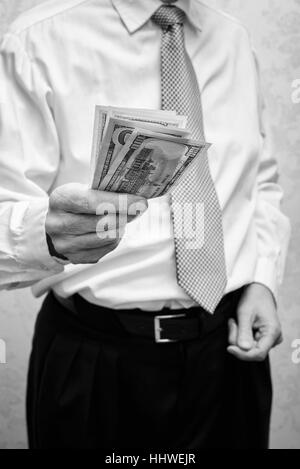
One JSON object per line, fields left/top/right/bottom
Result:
{"left": 154, "top": 314, "right": 187, "bottom": 344}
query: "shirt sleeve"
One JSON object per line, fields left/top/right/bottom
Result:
{"left": 0, "top": 32, "right": 64, "bottom": 290}
{"left": 252, "top": 50, "right": 291, "bottom": 302}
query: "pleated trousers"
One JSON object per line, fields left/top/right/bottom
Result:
{"left": 27, "top": 289, "right": 272, "bottom": 449}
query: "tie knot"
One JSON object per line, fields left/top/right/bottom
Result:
{"left": 152, "top": 6, "right": 186, "bottom": 30}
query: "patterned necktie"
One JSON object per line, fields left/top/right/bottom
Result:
{"left": 152, "top": 4, "right": 227, "bottom": 313}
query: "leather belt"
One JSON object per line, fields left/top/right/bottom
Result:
{"left": 118, "top": 312, "right": 201, "bottom": 343}
{"left": 53, "top": 288, "right": 245, "bottom": 344}
{"left": 54, "top": 292, "right": 202, "bottom": 343}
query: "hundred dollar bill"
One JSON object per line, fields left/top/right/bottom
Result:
{"left": 108, "top": 113, "right": 188, "bottom": 166}
{"left": 97, "top": 106, "right": 180, "bottom": 138}
{"left": 99, "top": 130, "right": 209, "bottom": 199}
{"left": 96, "top": 106, "right": 184, "bottom": 143}
{"left": 161, "top": 142, "right": 211, "bottom": 195}
{"left": 91, "top": 118, "right": 190, "bottom": 189}
{"left": 90, "top": 107, "right": 188, "bottom": 186}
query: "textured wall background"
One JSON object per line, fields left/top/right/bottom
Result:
{"left": 0, "top": 0, "right": 299, "bottom": 449}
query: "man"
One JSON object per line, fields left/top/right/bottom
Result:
{"left": 0, "top": 0, "right": 291, "bottom": 449}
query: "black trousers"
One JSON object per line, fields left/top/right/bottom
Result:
{"left": 27, "top": 290, "right": 272, "bottom": 449}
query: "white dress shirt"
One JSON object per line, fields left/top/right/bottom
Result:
{"left": 0, "top": 0, "right": 291, "bottom": 311}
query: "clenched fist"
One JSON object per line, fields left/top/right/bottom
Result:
{"left": 228, "top": 283, "right": 283, "bottom": 362}
{"left": 46, "top": 183, "right": 148, "bottom": 264}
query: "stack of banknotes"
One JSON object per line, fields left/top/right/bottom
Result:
{"left": 90, "top": 106, "right": 210, "bottom": 199}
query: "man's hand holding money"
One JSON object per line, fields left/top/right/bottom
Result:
{"left": 45, "top": 107, "right": 207, "bottom": 265}
{"left": 45, "top": 183, "right": 148, "bottom": 264}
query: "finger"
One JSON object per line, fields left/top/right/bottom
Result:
{"left": 48, "top": 212, "right": 134, "bottom": 238}
{"left": 96, "top": 198, "right": 149, "bottom": 220}
{"left": 229, "top": 322, "right": 283, "bottom": 361}
{"left": 96, "top": 214, "right": 135, "bottom": 234}
{"left": 68, "top": 244, "right": 120, "bottom": 265}
{"left": 256, "top": 328, "right": 282, "bottom": 355}
{"left": 228, "top": 319, "right": 238, "bottom": 346}
{"left": 55, "top": 231, "right": 123, "bottom": 254}
{"left": 52, "top": 184, "right": 148, "bottom": 214}
{"left": 47, "top": 212, "right": 105, "bottom": 235}
{"left": 96, "top": 227, "right": 126, "bottom": 242}
{"left": 237, "top": 309, "right": 254, "bottom": 351}
{"left": 227, "top": 345, "right": 267, "bottom": 363}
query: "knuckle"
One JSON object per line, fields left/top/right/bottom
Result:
{"left": 50, "top": 184, "right": 85, "bottom": 212}
{"left": 60, "top": 217, "right": 72, "bottom": 233}
{"left": 78, "top": 193, "right": 90, "bottom": 213}
{"left": 49, "top": 187, "right": 64, "bottom": 209}
{"left": 270, "top": 324, "right": 282, "bottom": 339}
{"left": 274, "top": 325, "right": 282, "bottom": 337}
{"left": 45, "top": 213, "right": 59, "bottom": 235}
{"left": 59, "top": 214, "right": 78, "bottom": 234}
{"left": 52, "top": 237, "right": 67, "bottom": 255}
{"left": 47, "top": 214, "right": 72, "bottom": 235}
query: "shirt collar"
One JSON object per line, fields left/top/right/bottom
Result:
{"left": 111, "top": 0, "right": 203, "bottom": 34}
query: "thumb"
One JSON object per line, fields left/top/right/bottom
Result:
{"left": 237, "top": 308, "right": 254, "bottom": 351}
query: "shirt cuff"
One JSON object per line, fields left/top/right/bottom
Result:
{"left": 253, "top": 256, "right": 279, "bottom": 304}
{"left": 14, "top": 197, "right": 64, "bottom": 273}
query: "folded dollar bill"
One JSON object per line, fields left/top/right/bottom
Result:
{"left": 95, "top": 105, "right": 187, "bottom": 142}
{"left": 90, "top": 107, "right": 210, "bottom": 198}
